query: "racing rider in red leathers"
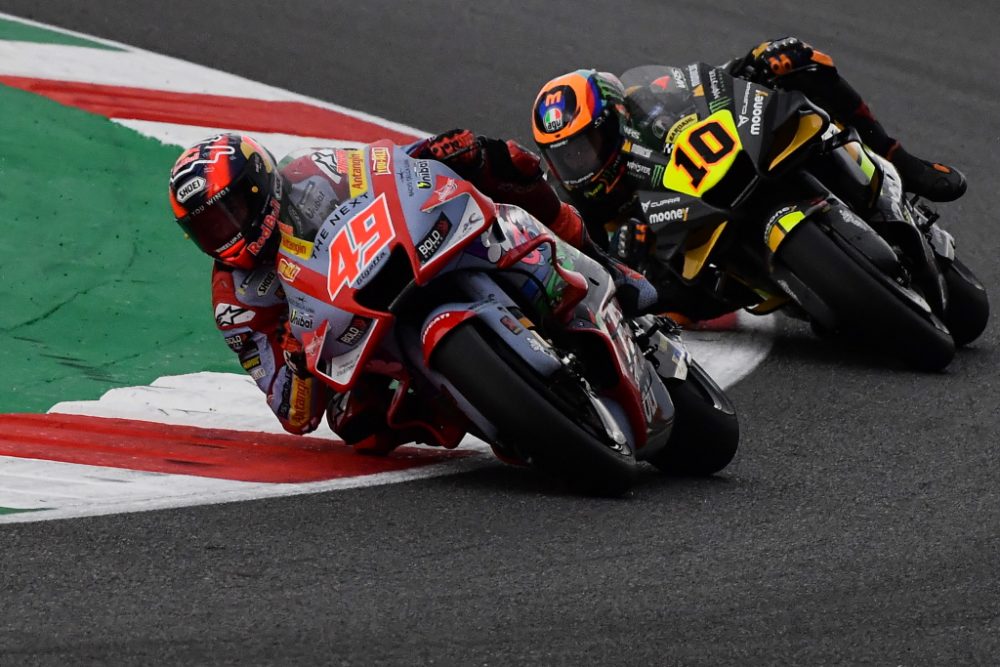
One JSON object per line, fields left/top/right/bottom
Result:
{"left": 530, "top": 38, "right": 967, "bottom": 317}
{"left": 167, "top": 131, "right": 657, "bottom": 450}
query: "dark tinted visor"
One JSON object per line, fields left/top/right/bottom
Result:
{"left": 177, "top": 170, "right": 270, "bottom": 256}
{"left": 543, "top": 115, "right": 622, "bottom": 185}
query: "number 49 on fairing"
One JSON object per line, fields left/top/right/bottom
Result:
{"left": 327, "top": 193, "right": 396, "bottom": 300}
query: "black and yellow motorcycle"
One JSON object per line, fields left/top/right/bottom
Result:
{"left": 619, "top": 63, "right": 988, "bottom": 371}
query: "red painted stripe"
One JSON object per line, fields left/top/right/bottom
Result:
{"left": 0, "top": 413, "right": 466, "bottom": 483}
{"left": 0, "top": 76, "right": 420, "bottom": 144}
{"left": 689, "top": 312, "right": 740, "bottom": 331}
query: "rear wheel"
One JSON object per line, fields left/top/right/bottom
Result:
{"left": 777, "top": 222, "right": 955, "bottom": 371}
{"left": 942, "top": 258, "right": 989, "bottom": 347}
{"left": 650, "top": 360, "right": 739, "bottom": 476}
{"left": 431, "top": 323, "right": 638, "bottom": 495}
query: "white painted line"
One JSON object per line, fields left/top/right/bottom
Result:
{"left": 684, "top": 311, "right": 775, "bottom": 388}
{"left": 0, "top": 453, "right": 491, "bottom": 524}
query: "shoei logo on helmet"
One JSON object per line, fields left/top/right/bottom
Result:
{"left": 175, "top": 176, "right": 206, "bottom": 203}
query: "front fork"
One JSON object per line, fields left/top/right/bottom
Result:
{"left": 812, "top": 135, "right": 951, "bottom": 315}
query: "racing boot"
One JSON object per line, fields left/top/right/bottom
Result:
{"left": 885, "top": 142, "right": 967, "bottom": 202}
{"left": 816, "top": 85, "right": 967, "bottom": 202}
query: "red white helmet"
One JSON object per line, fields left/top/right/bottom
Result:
{"left": 168, "top": 133, "right": 282, "bottom": 269}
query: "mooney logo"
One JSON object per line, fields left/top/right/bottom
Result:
{"left": 750, "top": 91, "right": 767, "bottom": 136}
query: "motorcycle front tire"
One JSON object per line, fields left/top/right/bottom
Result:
{"left": 777, "top": 222, "right": 955, "bottom": 371}
{"left": 431, "top": 322, "right": 638, "bottom": 496}
{"left": 650, "top": 360, "right": 739, "bottom": 476}
{"left": 942, "top": 258, "right": 989, "bottom": 347}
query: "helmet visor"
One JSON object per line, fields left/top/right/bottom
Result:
{"left": 177, "top": 170, "right": 270, "bottom": 257}
{"left": 543, "top": 115, "right": 622, "bottom": 186}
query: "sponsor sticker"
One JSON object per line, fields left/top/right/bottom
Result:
{"left": 311, "top": 150, "right": 344, "bottom": 181}
{"left": 280, "top": 234, "right": 314, "bottom": 260}
{"left": 214, "top": 303, "right": 255, "bottom": 327}
{"left": 246, "top": 198, "right": 280, "bottom": 257}
{"left": 416, "top": 213, "right": 452, "bottom": 262}
{"left": 290, "top": 308, "right": 314, "bottom": 329}
{"left": 241, "top": 354, "right": 262, "bottom": 371}
{"left": 337, "top": 317, "right": 371, "bottom": 346}
{"left": 750, "top": 90, "right": 768, "bottom": 136}
{"left": 288, "top": 378, "right": 314, "bottom": 429}
{"left": 277, "top": 257, "right": 302, "bottom": 282}
{"left": 175, "top": 176, "right": 206, "bottom": 203}
{"left": 348, "top": 150, "right": 368, "bottom": 197}
{"left": 370, "top": 146, "right": 392, "bottom": 176}
{"left": 666, "top": 114, "right": 698, "bottom": 144}
{"left": 500, "top": 315, "right": 523, "bottom": 335}
{"left": 415, "top": 160, "right": 433, "bottom": 189}
{"left": 647, "top": 207, "right": 689, "bottom": 224}
{"left": 256, "top": 271, "right": 277, "bottom": 296}
{"left": 224, "top": 332, "right": 249, "bottom": 352}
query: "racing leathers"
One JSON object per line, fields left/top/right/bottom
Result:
{"left": 568, "top": 38, "right": 967, "bottom": 319}
{"left": 211, "top": 131, "right": 647, "bottom": 444}
{"left": 212, "top": 261, "right": 327, "bottom": 435}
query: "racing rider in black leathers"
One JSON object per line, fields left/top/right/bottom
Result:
{"left": 530, "top": 37, "right": 967, "bottom": 318}
{"left": 168, "top": 131, "right": 656, "bottom": 452}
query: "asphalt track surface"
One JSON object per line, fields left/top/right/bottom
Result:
{"left": 2, "top": 1, "right": 998, "bottom": 664}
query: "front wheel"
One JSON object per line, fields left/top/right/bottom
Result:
{"left": 431, "top": 323, "right": 638, "bottom": 495}
{"left": 650, "top": 360, "right": 739, "bottom": 476}
{"left": 777, "top": 222, "right": 955, "bottom": 371}
{"left": 942, "top": 258, "right": 989, "bottom": 347}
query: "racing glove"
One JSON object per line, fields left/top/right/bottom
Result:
{"left": 421, "top": 128, "right": 483, "bottom": 171}
{"left": 277, "top": 319, "right": 310, "bottom": 378}
{"left": 736, "top": 37, "right": 833, "bottom": 84}
{"left": 610, "top": 217, "right": 654, "bottom": 273}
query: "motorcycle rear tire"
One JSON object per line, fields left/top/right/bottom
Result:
{"left": 650, "top": 360, "right": 739, "bottom": 476}
{"left": 431, "top": 322, "right": 638, "bottom": 496}
{"left": 942, "top": 258, "right": 989, "bottom": 347}
{"left": 778, "top": 222, "right": 955, "bottom": 371}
